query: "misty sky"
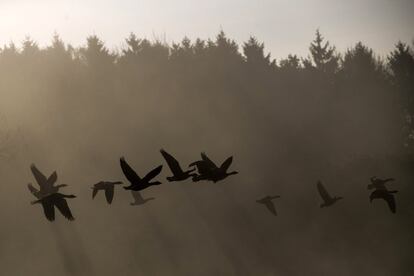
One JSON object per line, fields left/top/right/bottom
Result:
{"left": 0, "top": 0, "right": 413, "bottom": 58}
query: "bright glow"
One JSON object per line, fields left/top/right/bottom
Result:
{"left": 0, "top": 0, "right": 413, "bottom": 58}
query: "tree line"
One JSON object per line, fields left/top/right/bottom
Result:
{"left": 0, "top": 30, "right": 413, "bottom": 160}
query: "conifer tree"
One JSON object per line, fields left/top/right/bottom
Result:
{"left": 309, "top": 29, "right": 339, "bottom": 74}
{"left": 243, "top": 36, "right": 274, "bottom": 68}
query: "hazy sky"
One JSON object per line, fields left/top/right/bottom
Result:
{"left": 0, "top": 0, "right": 413, "bottom": 58}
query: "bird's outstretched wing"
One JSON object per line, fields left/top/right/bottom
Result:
{"left": 369, "top": 190, "right": 379, "bottom": 202}
{"left": 371, "top": 190, "right": 397, "bottom": 214}
{"left": 41, "top": 201, "right": 55, "bottom": 221}
{"left": 47, "top": 171, "right": 58, "bottom": 185}
{"left": 201, "top": 152, "right": 218, "bottom": 170}
{"left": 27, "top": 183, "right": 41, "bottom": 198}
{"left": 142, "top": 165, "right": 163, "bottom": 183}
{"left": 317, "top": 181, "right": 332, "bottom": 202}
{"left": 120, "top": 157, "right": 141, "bottom": 183}
{"left": 131, "top": 191, "right": 143, "bottom": 202}
{"left": 92, "top": 188, "right": 99, "bottom": 199}
{"left": 160, "top": 149, "right": 183, "bottom": 175}
{"left": 384, "top": 193, "right": 396, "bottom": 213}
{"left": 264, "top": 201, "right": 277, "bottom": 216}
{"left": 105, "top": 186, "right": 115, "bottom": 204}
{"left": 31, "top": 164, "right": 48, "bottom": 189}
{"left": 220, "top": 156, "right": 233, "bottom": 172}
{"left": 54, "top": 197, "right": 75, "bottom": 221}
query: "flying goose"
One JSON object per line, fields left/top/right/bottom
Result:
{"left": 190, "top": 152, "right": 238, "bottom": 182}
{"left": 120, "top": 157, "right": 163, "bottom": 191}
{"left": 317, "top": 181, "right": 343, "bottom": 208}
{"left": 160, "top": 149, "right": 196, "bottom": 181}
{"left": 256, "top": 195, "right": 280, "bottom": 216}
{"left": 31, "top": 193, "right": 76, "bottom": 221}
{"left": 28, "top": 164, "right": 67, "bottom": 198}
{"left": 91, "top": 181, "right": 123, "bottom": 204}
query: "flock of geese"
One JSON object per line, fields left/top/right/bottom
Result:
{"left": 27, "top": 150, "right": 398, "bottom": 221}
{"left": 256, "top": 177, "right": 398, "bottom": 216}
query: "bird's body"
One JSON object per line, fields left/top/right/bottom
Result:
{"left": 189, "top": 160, "right": 213, "bottom": 181}
{"left": 28, "top": 164, "right": 67, "bottom": 199}
{"left": 31, "top": 193, "right": 76, "bottom": 221}
{"left": 130, "top": 191, "right": 155, "bottom": 206}
{"left": 368, "top": 177, "right": 395, "bottom": 190}
{"left": 91, "top": 181, "right": 123, "bottom": 204}
{"left": 120, "top": 157, "right": 163, "bottom": 191}
{"left": 160, "top": 149, "right": 196, "bottom": 181}
{"left": 190, "top": 152, "right": 238, "bottom": 183}
{"left": 370, "top": 189, "right": 397, "bottom": 213}
{"left": 317, "top": 181, "right": 343, "bottom": 208}
{"left": 257, "top": 195, "right": 280, "bottom": 216}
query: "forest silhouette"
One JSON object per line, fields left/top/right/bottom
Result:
{"left": 1, "top": 30, "right": 413, "bottom": 160}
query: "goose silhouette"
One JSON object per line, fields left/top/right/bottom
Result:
{"left": 370, "top": 189, "right": 397, "bottom": 213}
{"left": 317, "top": 181, "right": 343, "bottom": 207}
{"left": 256, "top": 195, "right": 280, "bottom": 216}
{"left": 130, "top": 191, "right": 155, "bottom": 206}
{"left": 160, "top": 149, "right": 196, "bottom": 181}
{"left": 31, "top": 193, "right": 76, "bottom": 221}
{"left": 120, "top": 157, "right": 163, "bottom": 191}
{"left": 190, "top": 152, "right": 238, "bottom": 182}
{"left": 91, "top": 181, "right": 123, "bottom": 204}
{"left": 28, "top": 164, "right": 67, "bottom": 198}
